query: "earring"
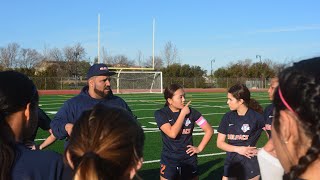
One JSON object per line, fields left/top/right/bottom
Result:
{"left": 282, "top": 139, "right": 288, "bottom": 144}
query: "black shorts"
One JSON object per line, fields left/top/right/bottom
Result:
{"left": 224, "top": 154, "right": 260, "bottom": 179}
{"left": 160, "top": 158, "right": 198, "bottom": 180}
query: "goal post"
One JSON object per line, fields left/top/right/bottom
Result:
{"left": 111, "top": 70, "right": 163, "bottom": 94}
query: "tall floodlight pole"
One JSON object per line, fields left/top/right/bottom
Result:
{"left": 152, "top": 18, "right": 155, "bottom": 70}
{"left": 211, "top": 59, "right": 215, "bottom": 77}
{"left": 256, "top": 55, "right": 261, "bottom": 63}
{"left": 98, "top": 13, "right": 100, "bottom": 64}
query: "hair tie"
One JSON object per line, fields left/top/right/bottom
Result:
{"left": 82, "top": 151, "right": 100, "bottom": 159}
{"left": 278, "top": 87, "right": 295, "bottom": 114}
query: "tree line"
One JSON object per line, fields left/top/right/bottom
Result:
{"left": 0, "top": 41, "right": 290, "bottom": 89}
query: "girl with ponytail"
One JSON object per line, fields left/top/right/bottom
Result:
{"left": 217, "top": 84, "right": 265, "bottom": 180}
{"left": 65, "top": 104, "right": 145, "bottom": 180}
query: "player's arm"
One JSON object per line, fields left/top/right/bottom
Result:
{"left": 50, "top": 102, "right": 73, "bottom": 139}
{"left": 216, "top": 133, "right": 256, "bottom": 158}
{"left": 39, "top": 129, "right": 57, "bottom": 150}
{"left": 159, "top": 101, "right": 191, "bottom": 139}
{"left": 186, "top": 119, "right": 213, "bottom": 156}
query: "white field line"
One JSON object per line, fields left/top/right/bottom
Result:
{"left": 143, "top": 152, "right": 226, "bottom": 164}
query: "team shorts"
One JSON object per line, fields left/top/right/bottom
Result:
{"left": 160, "top": 158, "right": 198, "bottom": 180}
{"left": 223, "top": 154, "right": 260, "bottom": 179}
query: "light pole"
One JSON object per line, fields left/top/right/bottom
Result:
{"left": 211, "top": 59, "right": 215, "bottom": 78}
{"left": 256, "top": 55, "right": 261, "bottom": 63}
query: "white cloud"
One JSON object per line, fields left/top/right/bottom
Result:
{"left": 253, "top": 24, "right": 320, "bottom": 33}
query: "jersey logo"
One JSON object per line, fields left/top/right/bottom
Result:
{"left": 268, "top": 115, "right": 274, "bottom": 118}
{"left": 168, "top": 119, "right": 173, "bottom": 122}
{"left": 241, "top": 124, "right": 250, "bottom": 133}
{"left": 185, "top": 118, "right": 191, "bottom": 126}
{"left": 228, "top": 124, "right": 234, "bottom": 126}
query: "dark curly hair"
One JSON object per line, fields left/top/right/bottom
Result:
{"left": 272, "top": 57, "right": 320, "bottom": 180}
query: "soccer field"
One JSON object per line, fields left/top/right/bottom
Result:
{"left": 36, "top": 92, "right": 270, "bottom": 180}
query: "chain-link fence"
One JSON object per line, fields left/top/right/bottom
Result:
{"left": 30, "top": 76, "right": 270, "bottom": 90}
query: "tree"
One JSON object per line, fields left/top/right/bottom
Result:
{"left": 0, "top": 42, "right": 20, "bottom": 69}
{"left": 163, "top": 41, "right": 178, "bottom": 67}
{"left": 136, "top": 50, "right": 144, "bottom": 67}
{"left": 144, "top": 56, "right": 164, "bottom": 70}
{"left": 101, "top": 46, "right": 112, "bottom": 65}
{"left": 48, "top": 47, "right": 64, "bottom": 61}
{"left": 111, "top": 55, "right": 135, "bottom": 67}
{"left": 19, "top": 48, "right": 42, "bottom": 68}
{"left": 63, "top": 43, "right": 86, "bottom": 76}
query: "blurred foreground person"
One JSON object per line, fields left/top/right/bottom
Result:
{"left": 65, "top": 104, "right": 144, "bottom": 180}
{"left": 272, "top": 57, "right": 320, "bottom": 180}
{"left": 257, "top": 77, "right": 284, "bottom": 180}
{"left": 0, "top": 71, "right": 66, "bottom": 180}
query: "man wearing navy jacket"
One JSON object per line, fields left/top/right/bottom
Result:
{"left": 50, "top": 63, "right": 134, "bottom": 147}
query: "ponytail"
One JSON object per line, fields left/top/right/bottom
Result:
{"left": 0, "top": 122, "right": 15, "bottom": 180}
{"left": 248, "top": 98, "right": 263, "bottom": 114}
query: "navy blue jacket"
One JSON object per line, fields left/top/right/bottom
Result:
{"left": 12, "top": 143, "right": 69, "bottom": 180}
{"left": 50, "top": 86, "right": 133, "bottom": 142}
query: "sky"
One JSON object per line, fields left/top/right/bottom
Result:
{"left": 1, "top": 0, "right": 320, "bottom": 74}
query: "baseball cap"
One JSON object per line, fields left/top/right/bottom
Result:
{"left": 87, "top": 64, "right": 116, "bottom": 79}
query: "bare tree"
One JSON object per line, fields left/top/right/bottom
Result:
{"left": 0, "top": 42, "right": 20, "bottom": 69}
{"left": 48, "top": 47, "right": 64, "bottom": 61}
{"left": 163, "top": 41, "right": 178, "bottom": 67}
{"left": 111, "top": 55, "right": 135, "bottom": 67}
{"left": 101, "top": 46, "right": 112, "bottom": 65}
{"left": 19, "top": 48, "right": 42, "bottom": 68}
{"left": 144, "top": 56, "right": 164, "bottom": 70}
{"left": 63, "top": 43, "right": 86, "bottom": 62}
{"left": 136, "top": 50, "right": 144, "bottom": 67}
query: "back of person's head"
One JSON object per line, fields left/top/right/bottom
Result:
{"left": 268, "top": 77, "right": 279, "bottom": 100}
{"left": 66, "top": 104, "right": 144, "bottom": 180}
{"left": 0, "top": 71, "right": 39, "bottom": 180}
{"left": 163, "top": 84, "right": 184, "bottom": 106}
{"left": 228, "top": 83, "right": 263, "bottom": 113}
{"left": 272, "top": 57, "right": 320, "bottom": 179}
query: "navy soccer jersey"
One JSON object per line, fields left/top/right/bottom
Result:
{"left": 154, "top": 106, "right": 202, "bottom": 165}
{"left": 218, "top": 108, "right": 264, "bottom": 147}
{"left": 263, "top": 104, "right": 274, "bottom": 137}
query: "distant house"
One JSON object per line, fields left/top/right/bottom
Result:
{"left": 34, "top": 60, "right": 66, "bottom": 76}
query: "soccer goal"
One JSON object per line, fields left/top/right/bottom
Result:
{"left": 111, "top": 70, "right": 163, "bottom": 94}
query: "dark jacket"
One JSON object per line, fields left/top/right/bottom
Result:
{"left": 50, "top": 86, "right": 133, "bottom": 142}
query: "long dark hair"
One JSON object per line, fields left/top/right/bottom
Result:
{"left": 66, "top": 104, "right": 144, "bottom": 180}
{"left": 0, "top": 71, "right": 39, "bottom": 180}
{"left": 163, "top": 84, "right": 184, "bottom": 106}
{"left": 273, "top": 57, "right": 320, "bottom": 180}
{"left": 228, "top": 84, "right": 263, "bottom": 114}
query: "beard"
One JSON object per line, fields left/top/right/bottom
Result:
{"left": 94, "top": 86, "right": 112, "bottom": 98}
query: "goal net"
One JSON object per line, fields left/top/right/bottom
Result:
{"left": 111, "top": 71, "right": 163, "bottom": 94}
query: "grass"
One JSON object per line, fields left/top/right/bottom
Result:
{"left": 36, "top": 92, "right": 270, "bottom": 180}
